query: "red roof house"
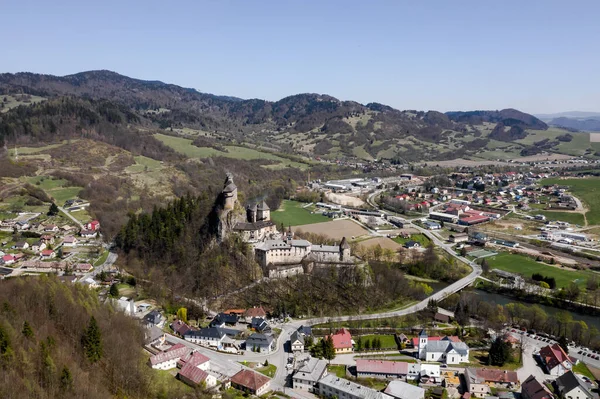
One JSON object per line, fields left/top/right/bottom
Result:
{"left": 539, "top": 343, "right": 573, "bottom": 376}
{"left": 356, "top": 359, "right": 408, "bottom": 378}
{"left": 41, "top": 249, "right": 55, "bottom": 258}
{"left": 326, "top": 328, "right": 353, "bottom": 353}
{"left": 230, "top": 369, "right": 271, "bottom": 395}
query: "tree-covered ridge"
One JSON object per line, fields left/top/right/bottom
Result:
{"left": 0, "top": 276, "right": 151, "bottom": 399}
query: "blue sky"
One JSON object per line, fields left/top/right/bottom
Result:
{"left": 2, "top": 1, "right": 598, "bottom": 113}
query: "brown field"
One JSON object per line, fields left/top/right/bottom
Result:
{"left": 590, "top": 133, "right": 600, "bottom": 143}
{"left": 293, "top": 219, "right": 369, "bottom": 240}
{"left": 515, "top": 153, "right": 573, "bottom": 162}
{"left": 358, "top": 237, "right": 402, "bottom": 251}
{"left": 424, "top": 158, "right": 510, "bottom": 167}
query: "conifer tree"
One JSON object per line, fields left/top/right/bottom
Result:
{"left": 22, "top": 321, "right": 34, "bottom": 338}
{"left": 48, "top": 202, "right": 59, "bottom": 216}
{"left": 60, "top": 366, "right": 73, "bottom": 391}
{"left": 109, "top": 283, "right": 119, "bottom": 298}
{"left": 81, "top": 316, "right": 103, "bottom": 363}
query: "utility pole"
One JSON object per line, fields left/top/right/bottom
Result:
{"left": 14, "top": 145, "right": 18, "bottom": 161}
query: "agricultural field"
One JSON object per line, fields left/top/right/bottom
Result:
{"left": 485, "top": 252, "right": 594, "bottom": 288}
{"left": 154, "top": 133, "right": 308, "bottom": 169}
{"left": 359, "top": 237, "right": 402, "bottom": 251}
{"left": 270, "top": 200, "right": 330, "bottom": 227}
{"left": 292, "top": 219, "right": 370, "bottom": 240}
{"left": 541, "top": 177, "right": 600, "bottom": 225}
{"left": 26, "top": 175, "right": 83, "bottom": 205}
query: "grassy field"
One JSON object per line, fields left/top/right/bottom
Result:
{"left": 125, "top": 155, "right": 163, "bottom": 173}
{"left": 116, "top": 283, "right": 136, "bottom": 298}
{"left": 149, "top": 369, "right": 193, "bottom": 395}
{"left": 256, "top": 364, "right": 277, "bottom": 378}
{"left": 541, "top": 177, "right": 600, "bottom": 225}
{"left": 327, "top": 365, "right": 346, "bottom": 378}
{"left": 8, "top": 141, "right": 70, "bottom": 155}
{"left": 357, "top": 334, "right": 397, "bottom": 350}
{"left": 154, "top": 133, "right": 307, "bottom": 169}
{"left": 572, "top": 361, "right": 595, "bottom": 380}
{"left": 468, "top": 349, "right": 522, "bottom": 370}
{"left": 392, "top": 233, "right": 430, "bottom": 247}
{"left": 94, "top": 250, "right": 109, "bottom": 267}
{"left": 486, "top": 252, "right": 593, "bottom": 288}
{"left": 1, "top": 94, "right": 46, "bottom": 113}
{"left": 26, "top": 175, "right": 83, "bottom": 205}
{"left": 270, "top": 200, "right": 329, "bottom": 227}
{"left": 535, "top": 211, "right": 585, "bottom": 226}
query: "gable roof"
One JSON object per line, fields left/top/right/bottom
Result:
{"left": 245, "top": 306, "right": 266, "bottom": 318}
{"left": 246, "top": 333, "right": 274, "bottom": 347}
{"left": 384, "top": 380, "right": 425, "bottom": 399}
{"left": 178, "top": 363, "right": 210, "bottom": 385}
{"left": 465, "top": 368, "right": 519, "bottom": 384}
{"left": 298, "top": 325, "right": 313, "bottom": 336}
{"left": 521, "top": 375, "right": 553, "bottom": 399}
{"left": 356, "top": 360, "right": 408, "bottom": 376}
{"left": 539, "top": 343, "right": 571, "bottom": 371}
{"left": 555, "top": 371, "right": 593, "bottom": 398}
{"left": 290, "top": 330, "right": 304, "bottom": 345}
{"left": 187, "top": 327, "right": 226, "bottom": 340}
{"left": 231, "top": 369, "right": 270, "bottom": 391}
{"left": 326, "top": 328, "right": 353, "bottom": 349}
{"left": 149, "top": 344, "right": 191, "bottom": 366}
{"left": 177, "top": 351, "right": 210, "bottom": 369}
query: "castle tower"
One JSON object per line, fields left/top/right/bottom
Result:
{"left": 417, "top": 329, "right": 428, "bottom": 360}
{"left": 247, "top": 204, "right": 257, "bottom": 223}
{"left": 222, "top": 174, "right": 238, "bottom": 210}
{"left": 257, "top": 200, "right": 270, "bottom": 222}
{"left": 339, "top": 236, "right": 351, "bottom": 261}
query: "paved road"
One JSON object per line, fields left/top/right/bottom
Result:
{"left": 81, "top": 250, "right": 118, "bottom": 280}
{"left": 58, "top": 206, "right": 85, "bottom": 229}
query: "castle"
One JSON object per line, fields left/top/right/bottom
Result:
{"left": 220, "top": 175, "right": 362, "bottom": 279}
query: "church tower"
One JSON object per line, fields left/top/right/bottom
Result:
{"left": 417, "top": 329, "right": 428, "bottom": 360}
{"left": 257, "top": 200, "right": 270, "bottom": 222}
{"left": 222, "top": 173, "right": 238, "bottom": 210}
{"left": 339, "top": 237, "right": 351, "bottom": 261}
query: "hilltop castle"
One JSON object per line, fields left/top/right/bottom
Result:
{"left": 220, "top": 175, "right": 362, "bottom": 279}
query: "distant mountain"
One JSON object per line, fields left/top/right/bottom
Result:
{"left": 0, "top": 70, "right": 556, "bottom": 161}
{"left": 548, "top": 117, "right": 600, "bottom": 132}
{"left": 536, "top": 111, "right": 600, "bottom": 120}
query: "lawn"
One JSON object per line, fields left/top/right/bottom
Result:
{"left": 256, "top": 364, "right": 277, "bottom": 378}
{"left": 149, "top": 369, "right": 193, "bottom": 396}
{"left": 486, "top": 252, "right": 593, "bottom": 288}
{"left": 356, "top": 334, "right": 398, "bottom": 350}
{"left": 49, "top": 187, "right": 83, "bottom": 205}
{"left": 125, "top": 155, "right": 163, "bottom": 173}
{"left": 327, "top": 365, "right": 346, "bottom": 378}
{"left": 117, "top": 283, "right": 136, "bottom": 298}
{"left": 27, "top": 176, "right": 69, "bottom": 190}
{"left": 153, "top": 133, "right": 308, "bottom": 169}
{"left": 572, "top": 361, "right": 595, "bottom": 380}
{"left": 392, "top": 233, "right": 430, "bottom": 247}
{"left": 535, "top": 211, "right": 585, "bottom": 226}
{"left": 540, "top": 177, "right": 600, "bottom": 225}
{"left": 468, "top": 350, "right": 522, "bottom": 370}
{"left": 94, "top": 250, "right": 109, "bottom": 267}
{"left": 270, "top": 200, "right": 330, "bottom": 227}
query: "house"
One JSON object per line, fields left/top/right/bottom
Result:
{"left": 318, "top": 374, "right": 393, "bottom": 399}
{"left": 356, "top": 360, "right": 408, "bottom": 379}
{"left": 40, "top": 234, "right": 55, "bottom": 244}
{"left": 149, "top": 343, "right": 191, "bottom": 370}
{"left": 44, "top": 225, "right": 59, "bottom": 232}
{"left": 449, "top": 233, "right": 469, "bottom": 243}
{"left": 41, "top": 249, "right": 56, "bottom": 259}
{"left": 178, "top": 364, "right": 217, "bottom": 388}
{"left": 2, "top": 255, "right": 15, "bottom": 265}
{"left": 80, "top": 229, "right": 97, "bottom": 238}
{"left": 251, "top": 317, "right": 271, "bottom": 333}
{"left": 144, "top": 310, "right": 163, "bottom": 326}
{"left": 325, "top": 328, "right": 353, "bottom": 354}
{"left": 464, "top": 368, "right": 519, "bottom": 398}
{"left": 223, "top": 308, "right": 246, "bottom": 317}
{"left": 555, "top": 370, "right": 594, "bottom": 399}
{"left": 416, "top": 330, "right": 469, "bottom": 364}
{"left": 171, "top": 320, "right": 193, "bottom": 337}
{"left": 404, "top": 240, "right": 421, "bottom": 249}
{"left": 539, "top": 343, "right": 573, "bottom": 376}
{"left": 423, "top": 221, "right": 441, "bottom": 230}
{"left": 31, "top": 240, "right": 46, "bottom": 252}
{"left": 298, "top": 325, "right": 313, "bottom": 337}
{"left": 443, "top": 371, "right": 461, "bottom": 389}
{"left": 230, "top": 369, "right": 271, "bottom": 396}
{"left": 246, "top": 333, "right": 275, "bottom": 353}
{"left": 290, "top": 330, "right": 305, "bottom": 353}
{"left": 184, "top": 327, "right": 227, "bottom": 349}
{"left": 384, "top": 380, "right": 425, "bottom": 399}
{"left": 244, "top": 306, "right": 267, "bottom": 322}
{"left": 434, "top": 312, "right": 451, "bottom": 324}
{"left": 80, "top": 277, "right": 99, "bottom": 288}
{"left": 116, "top": 297, "right": 137, "bottom": 315}
{"left": 418, "top": 363, "right": 441, "bottom": 383}
{"left": 293, "top": 357, "right": 328, "bottom": 392}
{"left": 86, "top": 220, "right": 101, "bottom": 231}
{"left": 74, "top": 263, "right": 93, "bottom": 272}
{"left": 521, "top": 375, "right": 553, "bottom": 399}
{"left": 210, "top": 312, "right": 239, "bottom": 327}
{"left": 62, "top": 236, "right": 78, "bottom": 247}
{"left": 13, "top": 241, "right": 29, "bottom": 250}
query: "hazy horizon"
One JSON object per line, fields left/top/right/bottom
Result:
{"left": 2, "top": 0, "right": 599, "bottom": 114}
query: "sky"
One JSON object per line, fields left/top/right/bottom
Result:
{"left": 2, "top": 0, "right": 599, "bottom": 114}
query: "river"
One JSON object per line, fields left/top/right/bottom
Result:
{"left": 472, "top": 289, "right": 600, "bottom": 330}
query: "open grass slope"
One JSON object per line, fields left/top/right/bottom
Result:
{"left": 535, "top": 210, "right": 585, "bottom": 226}
{"left": 154, "top": 133, "right": 308, "bottom": 169}
{"left": 541, "top": 177, "right": 600, "bottom": 225}
{"left": 270, "top": 200, "right": 329, "bottom": 227}
{"left": 486, "top": 252, "right": 594, "bottom": 288}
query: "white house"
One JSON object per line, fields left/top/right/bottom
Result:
{"left": 417, "top": 330, "right": 469, "bottom": 364}
{"left": 149, "top": 344, "right": 191, "bottom": 370}
{"left": 184, "top": 327, "right": 226, "bottom": 349}
{"left": 290, "top": 331, "right": 305, "bottom": 353}
{"left": 555, "top": 371, "right": 594, "bottom": 399}
{"left": 293, "top": 357, "right": 328, "bottom": 392}
{"left": 318, "top": 374, "right": 392, "bottom": 399}
{"left": 384, "top": 381, "right": 425, "bottom": 399}
{"left": 62, "top": 236, "right": 78, "bottom": 247}
{"left": 539, "top": 343, "right": 573, "bottom": 376}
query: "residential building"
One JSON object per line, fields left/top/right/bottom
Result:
{"left": 144, "top": 310, "right": 163, "bottom": 326}
{"left": 230, "top": 369, "right": 271, "bottom": 396}
{"left": 184, "top": 327, "right": 226, "bottom": 348}
{"left": 326, "top": 328, "right": 353, "bottom": 354}
{"left": 80, "top": 229, "right": 97, "bottom": 238}
{"left": 555, "top": 370, "right": 594, "bottom": 399}
{"left": 251, "top": 317, "right": 270, "bottom": 333}
{"left": 539, "top": 343, "right": 573, "bottom": 376}
{"left": 211, "top": 312, "right": 239, "bottom": 327}
{"left": 417, "top": 330, "right": 469, "bottom": 364}
{"left": 384, "top": 380, "right": 425, "bottom": 399}
{"left": 290, "top": 330, "right": 305, "bottom": 353}
{"left": 293, "top": 357, "right": 328, "bottom": 392}
{"left": 178, "top": 364, "right": 217, "bottom": 388}
{"left": 13, "top": 241, "right": 29, "bottom": 250}
{"left": 171, "top": 320, "right": 193, "bottom": 337}
{"left": 464, "top": 368, "right": 520, "bottom": 398}
{"left": 449, "top": 233, "right": 469, "bottom": 243}
{"left": 521, "top": 375, "right": 553, "bottom": 399}
{"left": 318, "top": 374, "right": 393, "bottom": 399}
{"left": 31, "top": 240, "right": 46, "bottom": 252}
{"left": 246, "top": 333, "right": 275, "bottom": 353}
{"left": 356, "top": 360, "right": 408, "bottom": 379}
{"left": 116, "top": 297, "right": 137, "bottom": 315}
{"left": 62, "top": 236, "right": 78, "bottom": 247}
{"left": 149, "top": 344, "right": 191, "bottom": 370}
{"left": 298, "top": 325, "right": 313, "bottom": 337}
{"left": 74, "top": 263, "right": 93, "bottom": 272}
{"left": 244, "top": 306, "right": 267, "bottom": 321}
{"left": 40, "top": 249, "right": 55, "bottom": 259}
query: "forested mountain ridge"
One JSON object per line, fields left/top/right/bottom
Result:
{"left": 0, "top": 70, "right": 556, "bottom": 162}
